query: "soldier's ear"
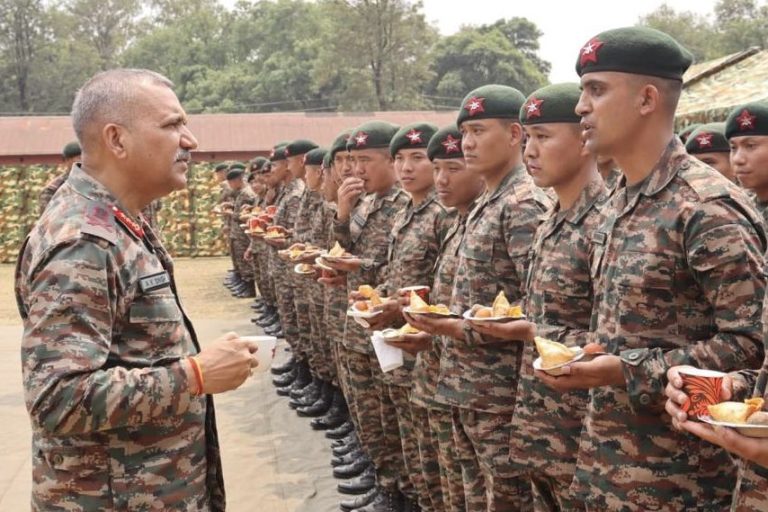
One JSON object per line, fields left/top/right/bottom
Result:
{"left": 102, "top": 123, "right": 128, "bottom": 160}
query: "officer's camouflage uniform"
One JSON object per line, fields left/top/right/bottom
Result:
{"left": 379, "top": 191, "right": 452, "bottom": 510}
{"left": 510, "top": 174, "right": 607, "bottom": 511}
{"left": 16, "top": 165, "right": 224, "bottom": 511}
{"left": 269, "top": 178, "right": 305, "bottom": 355}
{"left": 333, "top": 185, "right": 410, "bottom": 492}
{"left": 413, "top": 199, "right": 479, "bottom": 512}
{"left": 229, "top": 186, "right": 257, "bottom": 284}
{"left": 436, "top": 165, "right": 551, "bottom": 511}
{"left": 575, "top": 139, "right": 766, "bottom": 511}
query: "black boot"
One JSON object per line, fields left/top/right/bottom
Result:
{"left": 332, "top": 447, "right": 366, "bottom": 467}
{"left": 311, "top": 390, "right": 348, "bottom": 430}
{"left": 326, "top": 418, "right": 355, "bottom": 440}
{"left": 351, "top": 488, "right": 403, "bottom": 512}
{"left": 271, "top": 355, "right": 295, "bottom": 375}
{"left": 272, "top": 365, "right": 296, "bottom": 387}
{"left": 337, "top": 465, "right": 376, "bottom": 495}
{"left": 251, "top": 298, "right": 265, "bottom": 309}
{"left": 257, "top": 310, "right": 279, "bottom": 327}
{"left": 341, "top": 487, "right": 378, "bottom": 512}
{"left": 333, "top": 441, "right": 360, "bottom": 457}
{"left": 235, "top": 280, "right": 256, "bottom": 298}
{"left": 289, "top": 376, "right": 322, "bottom": 408}
{"left": 333, "top": 457, "right": 371, "bottom": 479}
{"left": 297, "top": 381, "right": 334, "bottom": 417}
{"left": 278, "top": 360, "right": 310, "bottom": 396}
{"left": 230, "top": 282, "right": 247, "bottom": 296}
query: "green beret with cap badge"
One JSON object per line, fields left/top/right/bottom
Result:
{"left": 285, "top": 139, "right": 319, "bottom": 157}
{"left": 427, "top": 125, "right": 464, "bottom": 161}
{"left": 347, "top": 121, "right": 400, "bottom": 151}
{"left": 456, "top": 84, "right": 526, "bottom": 127}
{"left": 685, "top": 123, "right": 730, "bottom": 154}
{"left": 389, "top": 122, "right": 438, "bottom": 157}
{"left": 62, "top": 141, "right": 81, "bottom": 159}
{"left": 520, "top": 83, "right": 582, "bottom": 125}
{"left": 725, "top": 100, "right": 768, "bottom": 139}
{"left": 304, "top": 148, "right": 328, "bottom": 166}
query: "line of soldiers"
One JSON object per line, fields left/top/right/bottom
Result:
{"left": 214, "top": 27, "right": 768, "bottom": 512}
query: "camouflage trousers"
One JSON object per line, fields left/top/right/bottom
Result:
{"left": 428, "top": 408, "right": 466, "bottom": 512}
{"left": 530, "top": 472, "right": 585, "bottom": 512}
{"left": 231, "top": 233, "right": 253, "bottom": 281}
{"left": 452, "top": 408, "right": 532, "bottom": 512}
{"left": 253, "top": 244, "right": 276, "bottom": 307}
{"left": 291, "top": 272, "right": 312, "bottom": 363}
{"left": 345, "top": 349, "right": 406, "bottom": 491}
{"left": 270, "top": 252, "right": 300, "bottom": 355}
{"left": 410, "top": 401, "right": 443, "bottom": 511}
{"left": 335, "top": 343, "right": 359, "bottom": 434}
{"left": 308, "top": 280, "right": 335, "bottom": 382}
{"left": 327, "top": 289, "right": 350, "bottom": 395}
{"left": 386, "top": 385, "right": 421, "bottom": 504}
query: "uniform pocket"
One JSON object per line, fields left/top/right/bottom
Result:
{"left": 615, "top": 252, "right": 678, "bottom": 338}
{"left": 33, "top": 445, "right": 113, "bottom": 508}
{"left": 129, "top": 294, "right": 182, "bottom": 323}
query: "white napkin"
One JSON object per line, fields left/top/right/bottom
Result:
{"left": 371, "top": 331, "right": 404, "bottom": 373}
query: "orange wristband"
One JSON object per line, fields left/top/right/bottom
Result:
{"left": 188, "top": 356, "right": 204, "bottom": 396}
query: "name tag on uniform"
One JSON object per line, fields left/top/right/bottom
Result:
{"left": 139, "top": 271, "right": 171, "bottom": 293}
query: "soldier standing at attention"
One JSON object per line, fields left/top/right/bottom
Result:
{"left": 38, "top": 141, "right": 82, "bottom": 214}
{"left": 16, "top": 68, "right": 259, "bottom": 511}
{"left": 227, "top": 163, "right": 258, "bottom": 298}
{"left": 536, "top": 27, "right": 766, "bottom": 511}
{"left": 684, "top": 123, "right": 735, "bottom": 183}
{"left": 406, "top": 84, "right": 552, "bottom": 511}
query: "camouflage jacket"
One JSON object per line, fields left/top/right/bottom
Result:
{"left": 294, "top": 188, "right": 324, "bottom": 244}
{"left": 434, "top": 165, "right": 551, "bottom": 413}
{"left": 322, "top": 201, "right": 349, "bottom": 344}
{"left": 265, "top": 179, "right": 305, "bottom": 268}
{"left": 38, "top": 168, "right": 70, "bottom": 215}
{"left": 574, "top": 139, "right": 766, "bottom": 510}
{"left": 229, "top": 186, "right": 257, "bottom": 239}
{"left": 334, "top": 186, "right": 410, "bottom": 354}
{"left": 411, "top": 204, "right": 472, "bottom": 410}
{"left": 15, "top": 164, "right": 223, "bottom": 511}
{"left": 381, "top": 191, "right": 453, "bottom": 386}
{"left": 508, "top": 174, "right": 607, "bottom": 481}
{"left": 218, "top": 181, "right": 236, "bottom": 205}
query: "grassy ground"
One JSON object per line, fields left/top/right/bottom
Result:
{"left": 0, "top": 256, "right": 243, "bottom": 325}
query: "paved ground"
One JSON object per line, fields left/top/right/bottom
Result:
{"left": 0, "top": 257, "right": 340, "bottom": 511}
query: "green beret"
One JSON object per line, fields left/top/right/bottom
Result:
{"left": 678, "top": 123, "right": 701, "bottom": 143}
{"left": 214, "top": 162, "right": 229, "bottom": 172}
{"left": 725, "top": 100, "right": 768, "bottom": 139}
{"left": 330, "top": 130, "right": 352, "bottom": 160}
{"left": 285, "top": 139, "right": 319, "bottom": 157}
{"left": 270, "top": 144, "right": 288, "bottom": 162}
{"left": 347, "top": 121, "right": 400, "bottom": 151}
{"left": 304, "top": 148, "right": 328, "bottom": 166}
{"left": 62, "top": 141, "right": 81, "bottom": 159}
{"left": 575, "top": 26, "right": 693, "bottom": 81}
{"left": 428, "top": 125, "right": 463, "bottom": 161}
{"left": 226, "top": 168, "right": 245, "bottom": 180}
{"left": 229, "top": 162, "right": 245, "bottom": 171}
{"left": 389, "top": 122, "right": 438, "bottom": 157}
{"left": 322, "top": 152, "right": 332, "bottom": 169}
{"left": 456, "top": 84, "right": 526, "bottom": 126}
{"left": 685, "top": 123, "right": 730, "bottom": 154}
{"left": 250, "top": 156, "right": 269, "bottom": 171}
{"left": 520, "top": 83, "right": 581, "bottom": 125}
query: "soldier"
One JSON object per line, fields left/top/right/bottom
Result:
{"left": 38, "top": 141, "right": 81, "bottom": 215}
{"left": 677, "top": 123, "right": 701, "bottom": 144}
{"left": 685, "top": 122, "right": 735, "bottom": 182}
{"left": 405, "top": 84, "right": 551, "bottom": 511}
{"left": 726, "top": 100, "right": 768, "bottom": 224}
{"left": 226, "top": 164, "right": 258, "bottom": 298}
{"left": 16, "top": 68, "right": 259, "bottom": 511}
{"left": 323, "top": 121, "right": 411, "bottom": 510}
{"left": 535, "top": 27, "right": 766, "bottom": 511}
{"left": 244, "top": 157, "right": 271, "bottom": 314}
{"left": 596, "top": 155, "right": 621, "bottom": 191}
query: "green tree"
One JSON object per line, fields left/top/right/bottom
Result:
{"left": 639, "top": 3, "right": 719, "bottom": 61}
{"left": 0, "top": 0, "right": 45, "bottom": 111}
{"left": 714, "top": 0, "right": 768, "bottom": 53}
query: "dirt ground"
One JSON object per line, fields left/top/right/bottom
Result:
{"left": 0, "top": 257, "right": 341, "bottom": 511}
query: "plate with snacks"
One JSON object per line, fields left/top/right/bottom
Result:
{"left": 347, "top": 285, "right": 385, "bottom": 319}
{"left": 700, "top": 398, "right": 768, "bottom": 438}
{"left": 532, "top": 337, "right": 585, "bottom": 376}
{"left": 294, "top": 263, "right": 316, "bottom": 275}
{"left": 321, "top": 242, "right": 358, "bottom": 263}
{"left": 403, "top": 291, "right": 458, "bottom": 318}
{"left": 381, "top": 323, "right": 422, "bottom": 340}
{"left": 462, "top": 291, "right": 526, "bottom": 322}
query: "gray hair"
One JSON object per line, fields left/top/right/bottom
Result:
{"left": 71, "top": 68, "right": 174, "bottom": 148}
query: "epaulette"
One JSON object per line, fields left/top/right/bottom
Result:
{"left": 80, "top": 203, "right": 118, "bottom": 245}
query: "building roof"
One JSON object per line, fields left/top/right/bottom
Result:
{"left": 677, "top": 48, "right": 768, "bottom": 126}
{"left": 0, "top": 111, "right": 459, "bottom": 164}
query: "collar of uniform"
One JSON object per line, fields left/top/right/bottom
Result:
{"left": 411, "top": 189, "right": 438, "bottom": 214}
{"left": 636, "top": 137, "right": 688, "bottom": 198}
{"left": 563, "top": 173, "right": 608, "bottom": 226}
{"left": 486, "top": 164, "right": 526, "bottom": 204}
{"left": 373, "top": 184, "right": 404, "bottom": 208}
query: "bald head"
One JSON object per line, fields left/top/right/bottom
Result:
{"left": 71, "top": 69, "right": 174, "bottom": 150}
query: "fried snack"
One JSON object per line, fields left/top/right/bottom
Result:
{"left": 428, "top": 304, "right": 450, "bottom": 314}
{"left": 289, "top": 247, "right": 304, "bottom": 259}
{"left": 297, "top": 263, "right": 313, "bottom": 273}
{"left": 534, "top": 336, "right": 577, "bottom": 369}
{"left": 358, "top": 285, "right": 376, "bottom": 299}
{"left": 708, "top": 398, "right": 765, "bottom": 423}
{"left": 399, "top": 323, "right": 420, "bottom": 335}
{"left": 370, "top": 292, "right": 383, "bottom": 307}
{"left": 409, "top": 292, "right": 431, "bottom": 313}
{"left": 328, "top": 241, "right": 346, "bottom": 257}
{"left": 353, "top": 301, "right": 369, "bottom": 312}
{"left": 475, "top": 307, "right": 493, "bottom": 318}
{"left": 492, "top": 291, "right": 510, "bottom": 317}
{"left": 507, "top": 304, "right": 523, "bottom": 317}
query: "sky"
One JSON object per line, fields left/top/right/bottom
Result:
{"left": 419, "top": 0, "right": 720, "bottom": 82}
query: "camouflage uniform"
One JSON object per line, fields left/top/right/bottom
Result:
{"left": 269, "top": 179, "right": 305, "bottom": 354}
{"left": 247, "top": 192, "right": 267, "bottom": 297}
{"left": 229, "top": 186, "right": 257, "bottom": 284}
{"left": 16, "top": 165, "right": 224, "bottom": 511}
{"left": 292, "top": 187, "right": 323, "bottom": 367}
{"left": 308, "top": 200, "right": 337, "bottom": 383}
{"left": 38, "top": 168, "right": 70, "bottom": 215}
{"left": 575, "top": 139, "right": 766, "bottom": 511}
{"left": 435, "top": 165, "right": 551, "bottom": 511}
{"left": 141, "top": 199, "right": 163, "bottom": 232}
{"left": 380, "top": 192, "right": 452, "bottom": 509}
{"left": 509, "top": 175, "right": 608, "bottom": 511}
{"left": 412, "top": 201, "right": 479, "bottom": 512}
{"left": 333, "top": 186, "right": 410, "bottom": 492}
{"left": 253, "top": 184, "right": 283, "bottom": 309}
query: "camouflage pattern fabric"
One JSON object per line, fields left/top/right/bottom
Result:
{"left": 291, "top": 188, "right": 322, "bottom": 363}
{"left": 229, "top": 187, "right": 257, "bottom": 282}
{"left": 509, "top": 174, "right": 608, "bottom": 511}
{"left": 428, "top": 409, "right": 466, "bottom": 512}
{"left": 411, "top": 403, "right": 443, "bottom": 512}
{"left": 38, "top": 168, "right": 70, "bottom": 215}
{"left": 141, "top": 199, "right": 163, "bottom": 233}
{"left": 15, "top": 164, "right": 224, "bottom": 511}
{"left": 574, "top": 139, "right": 767, "bottom": 511}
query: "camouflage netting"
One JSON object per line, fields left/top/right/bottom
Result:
{"left": 0, "top": 162, "right": 228, "bottom": 263}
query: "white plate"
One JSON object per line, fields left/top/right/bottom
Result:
{"left": 462, "top": 309, "right": 526, "bottom": 323}
{"left": 314, "top": 257, "right": 335, "bottom": 272}
{"left": 347, "top": 307, "right": 383, "bottom": 319}
{"left": 403, "top": 307, "right": 458, "bottom": 319}
{"left": 533, "top": 347, "right": 585, "bottom": 376}
{"left": 293, "top": 263, "right": 316, "bottom": 275}
{"left": 699, "top": 416, "right": 768, "bottom": 438}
